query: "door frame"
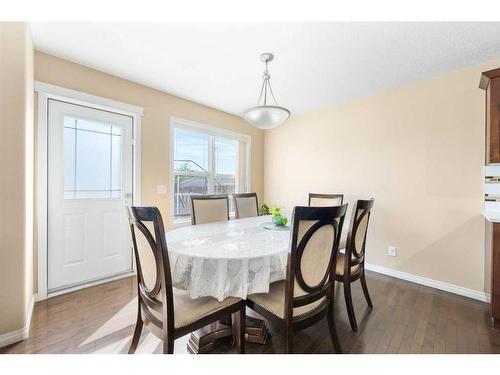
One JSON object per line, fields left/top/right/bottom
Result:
{"left": 35, "top": 81, "right": 143, "bottom": 301}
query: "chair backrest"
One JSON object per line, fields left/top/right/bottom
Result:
{"left": 233, "top": 193, "right": 259, "bottom": 219}
{"left": 285, "top": 204, "right": 348, "bottom": 321}
{"left": 308, "top": 193, "right": 344, "bottom": 207}
{"left": 190, "top": 195, "right": 230, "bottom": 225}
{"left": 344, "top": 199, "right": 374, "bottom": 272}
{"left": 126, "top": 206, "right": 174, "bottom": 334}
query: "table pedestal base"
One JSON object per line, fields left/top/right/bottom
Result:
{"left": 187, "top": 316, "right": 269, "bottom": 354}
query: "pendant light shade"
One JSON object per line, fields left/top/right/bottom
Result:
{"left": 243, "top": 105, "right": 290, "bottom": 130}
{"left": 243, "top": 53, "right": 290, "bottom": 129}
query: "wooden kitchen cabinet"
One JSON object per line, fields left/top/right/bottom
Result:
{"left": 484, "top": 219, "right": 500, "bottom": 330}
{"left": 481, "top": 68, "right": 500, "bottom": 330}
{"left": 480, "top": 68, "right": 500, "bottom": 164}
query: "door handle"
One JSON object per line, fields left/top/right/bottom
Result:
{"left": 123, "top": 193, "right": 133, "bottom": 205}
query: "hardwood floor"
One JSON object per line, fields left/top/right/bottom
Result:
{"left": 2, "top": 271, "right": 500, "bottom": 354}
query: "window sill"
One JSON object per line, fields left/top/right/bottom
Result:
{"left": 171, "top": 218, "right": 192, "bottom": 229}
{"left": 171, "top": 213, "right": 237, "bottom": 229}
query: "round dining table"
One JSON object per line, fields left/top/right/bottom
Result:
{"left": 166, "top": 215, "right": 290, "bottom": 353}
{"left": 166, "top": 214, "right": 349, "bottom": 353}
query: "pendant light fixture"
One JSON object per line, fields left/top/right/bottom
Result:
{"left": 243, "top": 53, "right": 290, "bottom": 129}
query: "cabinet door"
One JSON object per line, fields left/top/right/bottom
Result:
{"left": 494, "top": 223, "right": 500, "bottom": 330}
{"left": 488, "top": 78, "right": 500, "bottom": 164}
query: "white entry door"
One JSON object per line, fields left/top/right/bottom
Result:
{"left": 48, "top": 100, "right": 134, "bottom": 292}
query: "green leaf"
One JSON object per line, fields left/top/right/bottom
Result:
{"left": 259, "top": 204, "right": 270, "bottom": 216}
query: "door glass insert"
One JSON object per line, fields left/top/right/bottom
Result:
{"left": 63, "top": 116, "right": 122, "bottom": 199}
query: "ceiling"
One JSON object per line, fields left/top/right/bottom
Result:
{"left": 30, "top": 22, "right": 500, "bottom": 117}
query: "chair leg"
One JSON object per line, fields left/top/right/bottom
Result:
{"left": 162, "top": 337, "right": 174, "bottom": 354}
{"left": 284, "top": 324, "right": 294, "bottom": 354}
{"left": 327, "top": 301, "right": 343, "bottom": 354}
{"left": 360, "top": 273, "right": 373, "bottom": 308}
{"left": 233, "top": 304, "right": 246, "bottom": 354}
{"left": 128, "top": 313, "right": 143, "bottom": 354}
{"left": 343, "top": 280, "right": 358, "bottom": 331}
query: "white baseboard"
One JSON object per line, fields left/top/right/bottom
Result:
{"left": 365, "top": 263, "right": 487, "bottom": 302}
{"left": 0, "top": 293, "right": 37, "bottom": 348}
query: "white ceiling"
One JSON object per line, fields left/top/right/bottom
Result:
{"left": 30, "top": 22, "right": 500, "bottom": 117}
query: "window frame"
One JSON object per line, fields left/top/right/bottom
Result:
{"left": 169, "top": 117, "right": 252, "bottom": 227}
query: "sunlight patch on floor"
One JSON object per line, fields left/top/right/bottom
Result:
{"left": 135, "top": 333, "right": 162, "bottom": 354}
{"left": 92, "top": 335, "right": 132, "bottom": 354}
{"left": 79, "top": 298, "right": 137, "bottom": 348}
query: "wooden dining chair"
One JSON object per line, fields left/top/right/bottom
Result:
{"left": 335, "top": 199, "right": 374, "bottom": 332}
{"left": 308, "top": 193, "right": 344, "bottom": 207}
{"left": 126, "top": 206, "right": 245, "bottom": 354}
{"left": 233, "top": 192, "right": 259, "bottom": 219}
{"left": 246, "top": 204, "right": 348, "bottom": 354}
{"left": 190, "top": 194, "right": 230, "bottom": 225}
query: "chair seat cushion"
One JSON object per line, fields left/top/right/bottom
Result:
{"left": 247, "top": 280, "right": 324, "bottom": 319}
{"left": 147, "top": 288, "right": 240, "bottom": 329}
{"left": 336, "top": 253, "right": 360, "bottom": 276}
{"left": 174, "top": 289, "right": 240, "bottom": 329}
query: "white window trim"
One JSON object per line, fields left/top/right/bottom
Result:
{"left": 35, "top": 81, "right": 143, "bottom": 301}
{"left": 169, "top": 116, "right": 252, "bottom": 228}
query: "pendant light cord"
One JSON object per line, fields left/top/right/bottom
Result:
{"left": 267, "top": 80, "right": 278, "bottom": 105}
{"left": 256, "top": 59, "right": 279, "bottom": 106}
{"left": 257, "top": 76, "right": 266, "bottom": 105}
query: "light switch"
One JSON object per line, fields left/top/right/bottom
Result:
{"left": 157, "top": 185, "right": 167, "bottom": 194}
{"left": 388, "top": 246, "right": 397, "bottom": 257}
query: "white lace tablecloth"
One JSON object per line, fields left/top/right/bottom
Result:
{"left": 166, "top": 216, "right": 290, "bottom": 301}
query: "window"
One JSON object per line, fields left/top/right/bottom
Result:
{"left": 64, "top": 116, "right": 122, "bottom": 199}
{"left": 171, "top": 118, "right": 250, "bottom": 223}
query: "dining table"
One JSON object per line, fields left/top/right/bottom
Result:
{"left": 166, "top": 214, "right": 348, "bottom": 353}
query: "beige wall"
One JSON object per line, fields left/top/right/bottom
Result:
{"left": 33, "top": 51, "right": 264, "bottom": 291}
{"left": 264, "top": 59, "right": 500, "bottom": 293}
{"left": 0, "top": 22, "right": 34, "bottom": 336}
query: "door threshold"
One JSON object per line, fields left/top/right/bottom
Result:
{"left": 44, "top": 271, "right": 136, "bottom": 300}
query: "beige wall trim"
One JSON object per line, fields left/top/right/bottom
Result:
{"left": 0, "top": 294, "right": 36, "bottom": 348}
{"left": 35, "top": 81, "right": 143, "bottom": 301}
{"left": 366, "top": 263, "right": 487, "bottom": 302}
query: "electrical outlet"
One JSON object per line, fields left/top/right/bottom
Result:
{"left": 388, "top": 246, "right": 397, "bottom": 257}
